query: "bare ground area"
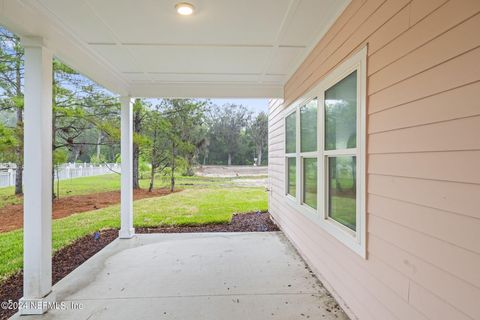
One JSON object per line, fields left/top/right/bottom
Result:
{"left": 0, "top": 188, "right": 177, "bottom": 233}
{"left": 195, "top": 165, "right": 267, "bottom": 177}
{"left": 0, "top": 212, "right": 279, "bottom": 320}
{"left": 195, "top": 165, "right": 268, "bottom": 188}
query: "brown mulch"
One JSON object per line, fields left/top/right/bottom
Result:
{"left": 0, "top": 212, "right": 278, "bottom": 320}
{"left": 137, "top": 211, "right": 280, "bottom": 233}
{"left": 0, "top": 188, "right": 176, "bottom": 233}
{"left": 0, "top": 229, "right": 118, "bottom": 320}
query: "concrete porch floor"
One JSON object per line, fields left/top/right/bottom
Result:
{"left": 13, "top": 232, "right": 349, "bottom": 320}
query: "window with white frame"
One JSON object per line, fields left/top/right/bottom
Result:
{"left": 285, "top": 111, "right": 296, "bottom": 198}
{"left": 300, "top": 98, "right": 318, "bottom": 209}
{"left": 284, "top": 47, "right": 367, "bottom": 257}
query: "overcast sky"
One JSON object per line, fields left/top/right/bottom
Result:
{"left": 210, "top": 99, "right": 269, "bottom": 115}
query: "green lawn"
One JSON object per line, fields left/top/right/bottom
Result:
{"left": 0, "top": 174, "right": 263, "bottom": 208}
{"left": 0, "top": 174, "right": 125, "bottom": 208}
{"left": 0, "top": 175, "right": 268, "bottom": 280}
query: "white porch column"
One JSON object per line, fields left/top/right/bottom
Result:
{"left": 19, "top": 37, "right": 53, "bottom": 315}
{"left": 119, "top": 96, "right": 135, "bottom": 238}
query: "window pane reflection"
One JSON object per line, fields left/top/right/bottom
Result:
{"left": 300, "top": 99, "right": 317, "bottom": 152}
{"left": 303, "top": 158, "right": 317, "bottom": 209}
{"left": 325, "top": 71, "right": 357, "bottom": 150}
{"left": 328, "top": 156, "right": 356, "bottom": 231}
{"left": 286, "top": 113, "right": 296, "bottom": 153}
{"left": 288, "top": 158, "right": 296, "bottom": 197}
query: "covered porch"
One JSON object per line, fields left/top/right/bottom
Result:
{"left": 11, "top": 232, "right": 348, "bottom": 320}
{"left": 3, "top": 0, "right": 479, "bottom": 319}
{"left": 0, "top": 0, "right": 351, "bottom": 318}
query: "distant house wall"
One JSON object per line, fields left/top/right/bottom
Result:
{"left": 268, "top": 0, "right": 480, "bottom": 319}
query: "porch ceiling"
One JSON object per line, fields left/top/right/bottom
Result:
{"left": 0, "top": 0, "right": 349, "bottom": 98}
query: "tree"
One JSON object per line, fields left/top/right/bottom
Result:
{"left": 51, "top": 59, "right": 120, "bottom": 197}
{"left": 53, "top": 149, "right": 68, "bottom": 199}
{"left": 143, "top": 105, "right": 170, "bottom": 192}
{"left": 0, "top": 27, "right": 122, "bottom": 198}
{"left": 208, "top": 104, "right": 252, "bottom": 165}
{"left": 250, "top": 112, "right": 268, "bottom": 166}
{"left": 0, "top": 28, "right": 24, "bottom": 195}
{"left": 132, "top": 99, "right": 149, "bottom": 189}
{"left": 0, "top": 123, "right": 18, "bottom": 160}
{"left": 160, "top": 99, "right": 207, "bottom": 190}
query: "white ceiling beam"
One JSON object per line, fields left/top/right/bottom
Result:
{"left": 259, "top": 0, "right": 301, "bottom": 84}
{"left": 129, "top": 83, "right": 284, "bottom": 99}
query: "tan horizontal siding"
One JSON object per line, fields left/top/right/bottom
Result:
{"left": 368, "top": 13, "right": 480, "bottom": 94}
{"left": 409, "top": 0, "right": 448, "bottom": 25}
{"left": 367, "top": 5, "right": 410, "bottom": 54}
{"left": 408, "top": 282, "right": 472, "bottom": 320}
{"left": 368, "top": 81, "right": 480, "bottom": 133}
{"left": 269, "top": 161, "right": 283, "bottom": 169}
{"left": 268, "top": 135, "right": 284, "bottom": 147}
{"left": 269, "top": 0, "right": 480, "bottom": 319}
{"left": 368, "top": 174, "right": 480, "bottom": 219}
{"left": 368, "top": 0, "right": 480, "bottom": 75}
{"left": 369, "top": 46, "right": 480, "bottom": 113}
{"left": 368, "top": 194, "right": 480, "bottom": 254}
{"left": 369, "top": 235, "right": 480, "bottom": 319}
{"left": 369, "top": 214, "right": 480, "bottom": 289}
{"left": 368, "top": 151, "right": 480, "bottom": 184}
{"left": 368, "top": 115, "right": 480, "bottom": 154}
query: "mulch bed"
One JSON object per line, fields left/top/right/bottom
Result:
{"left": 0, "top": 188, "right": 176, "bottom": 233}
{"left": 0, "top": 212, "right": 278, "bottom": 320}
{"left": 0, "top": 229, "right": 118, "bottom": 320}
{"left": 137, "top": 211, "right": 279, "bottom": 233}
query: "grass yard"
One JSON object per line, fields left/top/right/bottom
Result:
{"left": 0, "top": 174, "right": 268, "bottom": 280}
{"left": 0, "top": 174, "right": 125, "bottom": 208}
{"left": 0, "top": 174, "right": 256, "bottom": 209}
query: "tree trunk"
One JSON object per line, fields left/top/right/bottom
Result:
{"left": 14, "top": 96, "right": 23, "bottom": 195}
{"left": 14, "top": 49, "right": 23, "bottom": 195}
{"left": 171, "top": 142, "right": 176, "bottom": 192}
{"left": 133, "top": 143, "right": 140, "bottom": 189}
{"left": 227, "top": 153, "right": 232, "bottom": 166}
{"left": 73, "top": 147, "right": 80, "bottom": 162}
{"left": 133, "top": 104, "right": 141, "bottom": 189}
{"left": 185, "top": 155, "right": 194, "bottom": 176}
{"left": 56, "top": 166, "right": 60, "bottom": 199}
{"left": 256, "top": 145, "right": 262, "bottom": 166}
{"left": 148, "top": 166, "right": 155, "bottom": 192}
{"left": 96, "top": 132, "right": 102, "bottom": 159}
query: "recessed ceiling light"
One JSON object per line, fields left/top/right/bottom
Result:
{"left": 175, "top": 2, "right": 194, "bottom": 16}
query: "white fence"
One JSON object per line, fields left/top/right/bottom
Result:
{"left": 0, "top": 163, "right": 121, "bottom": 188}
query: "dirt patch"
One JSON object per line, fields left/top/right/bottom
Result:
{"left": 0, "top": 188, "right": 176, "bottom": 233}
{"left": 0, "top": 212, "right": 278, "bottom": 320}
{"left": 195, "top": 165, "right": 267, "bottom": 178}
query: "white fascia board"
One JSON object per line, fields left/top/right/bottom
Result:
{"left": 129, "top": 83, "right": 284, "bottom": 99}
